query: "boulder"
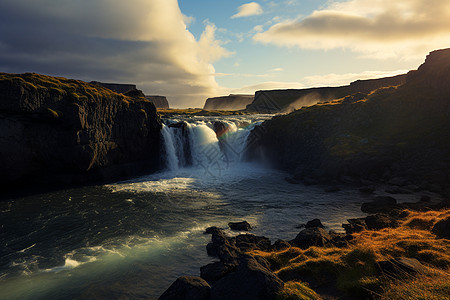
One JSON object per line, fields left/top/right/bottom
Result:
{"left": 377, "top": 257, "right": 428, "bottom": 277}
{"left": 228, "top": 221, "right": 252, "bottom": 231}
{"left": 206, "top": 228, "right": 239, "bottom": 265}
{"left": 432, "top": 217, "right": 450, "bottom": 239}
{"left": 361, "top": 196, "right": 397, "bottom": 213}
{"left": 365, "top": 214, "right": 399, "bottom": 230}
{"left": 159, "top": 276, "right": 210, "bottom": 300}
{"left": 290, "top": 227, "right": 331, "bottom": 249}
{"left": 210, "top": 257, "right": 283, "bottom": 300}
{"left": 271, "top": 239, "right": 291, "bottom": 251}
{"left": 235, "top": 234, "right": 271, "bottom": 252}
{"left": 342, "top": 218, "right": 367, "bottom": 234}
{"left": 200, "top": 262, "right": 234, "bottom": 285}
{"left": 305, "top": 219, "right": 324, "bottom": 229}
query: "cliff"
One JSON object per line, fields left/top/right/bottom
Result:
{"left": 246, "top": 74, "right": 406, "bottom": 113}
{"left": 0, "top": 73, "right": 162, "bottom": 195}
{"left": 246, "top": 49, "right": 450, "bottom": 194}
{"left": 203, "top": 94, "right": 254, "bottom": 111}
{"left": 145, "top": 95, "right": 169, "bottom": 109}
{"left": 90, "top": 81, "right": 137, "bottom": 94}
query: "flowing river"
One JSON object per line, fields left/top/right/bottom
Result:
{"left": 0, "top": 114, "right": 419, "bottom": 299}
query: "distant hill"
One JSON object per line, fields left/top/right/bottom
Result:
{"left": 246, "top": 48, "right": 450, "bottom": 194}
{"left": 203, "top": 94, "right": 254, "bottom": 111}
{"left": 246, "top": 74, "right": 407, "bottom": 113}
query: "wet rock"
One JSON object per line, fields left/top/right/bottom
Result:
{"left": 361, "top": 196, "right": 397, "bottom": 213}
{"left": 228, "top": 221, "right": 252, "bottom": 231}
{"left": 377, "top": 257, "right": 428, "bottom": 278}
{"left": 204, "top": 226, "right": 222, "bottom": 235}
{"left": 432, "top": 217, "right": 450, "bottom": 239}
{"left": 271, "top": 239, "right": 291, "bottom": 251}
{"left": 235, "top": 234, "right": 271, "bottom": 252}
{"left": 210, "top": 257, "right": 283, "bottom": 300}
{"left": 305, "top": 219, "right": 324, "bottom": 229}
{"left": 290, "top": 227, "right": 331, "bottom": 249}
{"left": 206, "top": 229, "right": 239, "bottom": 265}
{"left": 200, "top": 262, "right": 235, "bottom": 285}
{"left": 342, "top": 218, "right": 367, "bottom": 234}
{"left": 159, "top": 276, "right": 210, "bottom": 300}
{"left": 365, "top": 214, "right": 399, "bottom": 230}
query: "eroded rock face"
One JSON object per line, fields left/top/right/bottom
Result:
{"left": 159, "top": 276, "right": 211, "bottom": 300}
{"left": 0, "top": 72, "right": 161, "bottom": 194}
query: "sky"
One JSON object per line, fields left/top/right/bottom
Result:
{"left": 0, "top": 0, "right": 449, "bottom": 108}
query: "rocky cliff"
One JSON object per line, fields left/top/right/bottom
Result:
{"left": 204, "top": 94, "right": 254, "bottom": 111}
{"left": 246, "top": 74, "right": 406, "bottom": 113}
{"left": 145, "top": 95, "right": 169, "bottom": 109}
{"left": 0, "top": 73, "right": 162, "bottom": 195}
{"left": 246, "top": 49, "right": 450, "bottom": 194}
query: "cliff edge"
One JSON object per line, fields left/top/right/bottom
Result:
{"left": 203, "top": 94, "right": 254, "bottom": 111}
{"left": 246, "top": 49, "right": 450, "bottom": 194}
{"left": 0, "top": 73, "right": 162, "bottom": 195}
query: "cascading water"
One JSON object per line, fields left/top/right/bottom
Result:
{"left": 160, "top": 116, "right": 267, "bottom": 172}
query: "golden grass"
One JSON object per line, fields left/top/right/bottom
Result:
{"left": 277, "top": 281, "right": 322, "bottom": 300}
{"left": 249, "top": 209, "right": 450, "bottom": 298}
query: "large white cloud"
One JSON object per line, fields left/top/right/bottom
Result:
{"left": 0, "top": 0, "right": 231, "bottom": 107}
{"left": 231, "top": 2, "right": 263, "bottom": 19}
{"left": 254, "top": 0, "right": 450, "bottom": 59}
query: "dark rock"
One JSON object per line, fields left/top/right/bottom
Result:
{"left": 228, "top": 221, "right": 252, "bottom": 231}
{"left": 432, "top": 217, "right": 450, "bottom": 239}
{"left": 0, "top": 73, "right": 161, "bottom": 195}
{"left": 290, "top": 227, "right": 331, "bottom": 249}
{"left": 377, "top": 257, "right": 428, "bottom": 277}
{"left": 324, "top": 186, "right": 341, "bottom": 193}
{"left": 204, "top": 226, "right": 222, "bottom": 235}
{"left": 271, "top": 239, "right": 291, "bottom": 251}
{"left": 342, "top": 218, "right": 367, "bottom": 234}
{"left": 254, "top": 256, "right": 272, "bottom": 271}
{"left": 365, "top": 214, "right": 399, "bottom": 230}
{"left": 361, "top": 196, "right": 397, "bottom": 213}
{"left": 206, "top": 229, "right": 239, "bottom": 265}
{"left": 210, "top": 257, "right": 283, "bottom": 300}
{"left": 295, "top": 223, "right": 306, "bottom": 229}
{"left": 159, "top": 276, "right": 210, "bottom": 300}
{"left": 235, "top": 234, "right": 271, "bottom": 252}
{"left": 305, "top": 219, "right": 324, "bottom": 229}
{"left": 389, "top": 177, "right": 408, "bottom": 186}
{"left": 200, "top": 262, "right": 234, "bottom": 285}
{"left": 204, "top": 94, "right": 254, "bottom": 111}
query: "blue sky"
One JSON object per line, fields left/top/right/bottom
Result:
{"left": 0, "top": 0, "right": 449, "bottom": 107}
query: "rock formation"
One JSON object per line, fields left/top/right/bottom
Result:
{"left": 90, "top": 81, "right": 137, "bottom": 94}
{"left": 203, "top": 94, "right": 254, "bottom": 111}
{"left": 0, "top": 73, "right": 161, "bottom": 195}
{"left": 245, "top": 48, "right": 450, "bottom": 194}
{"left": 246, "top": 74, "right": 406, "bottom": 113}
{"left": 145, "top": 95, "right": 170, "bottom": 109}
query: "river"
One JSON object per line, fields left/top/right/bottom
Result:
{"left": 0, "top": 114, "right": 412, "bottom": 299}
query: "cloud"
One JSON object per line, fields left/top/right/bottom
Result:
{"left": 231, "top": 2, "right": 263, "bottom": 19}
{"left": 303, "top": 70, "right": 408, "bottom": 87}
{"left": 254, "top": 0, "right": 450, "bottom": 59}
{"left": 0, "top": 0, "right": 230, "bottom": 107}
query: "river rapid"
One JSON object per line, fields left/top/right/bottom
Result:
{"left": 0, "top": 114, "right": 420, "bottom": 299}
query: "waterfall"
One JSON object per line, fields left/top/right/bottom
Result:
{"left": 160, "top": 116, "right": 270, "bottom": 172}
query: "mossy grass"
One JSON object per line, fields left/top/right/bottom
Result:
{"left": 276, "top": 281, "right": 321, "bottom": 300}
{"left": 249, "top": 209, "right": 450, "bottom": 299}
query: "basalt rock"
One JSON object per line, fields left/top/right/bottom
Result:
{"left": 0, "top": 72, "right": 161, "bottom": 196}
{"left": 159, "top": 276, "right": 210, "bottom": 300}
{"left": 228, "top": 221, "right": 252, "bottom": 231}
{"left": 290, "top": 227, "right": 331, "bottom": 249}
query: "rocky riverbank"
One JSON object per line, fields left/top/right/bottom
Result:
{"left": 245, "top": 49, "right": 450, "bottom": 197}
{"left": 160, "top": 192, "right": 450, "bottom": 300}
{"left": 0, "top": 72, "right": 162, "bottom": 198}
